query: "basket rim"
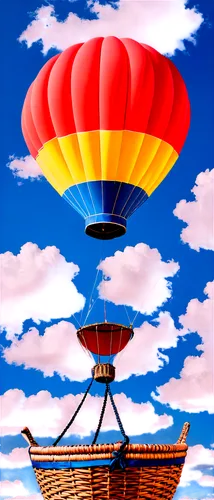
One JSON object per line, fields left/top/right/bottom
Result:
{"left": 29, "top": 441, "right": 188, "bottom": 459}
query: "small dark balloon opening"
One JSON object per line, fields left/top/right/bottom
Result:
{"left": 85, "top": 222, "right": 126, "bottom": 240}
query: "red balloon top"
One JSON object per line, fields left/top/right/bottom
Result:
{"left": 22, "top": 37, "right": 190, "bottom": 158}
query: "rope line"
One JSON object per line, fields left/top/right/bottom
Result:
{"left": 124, "top": 305, "right": 132, "bottom": 325}
{"left": 108, "top": 385, "right": 129, "bottom": 443}
{"left": 92, "top": 384, "right": 109, "bottom": 445}
{"left": 92, "top": 383, "right": 129, "bottom": 446}
{"left": 80, "top": 241, "right": 104, "bottom": 326}
{"left": 52, "top": 378, "right": 94, "bottom": 446}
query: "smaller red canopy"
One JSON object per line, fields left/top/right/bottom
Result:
{"left": 77, "top": 322, "right": 134, "bottom": 357}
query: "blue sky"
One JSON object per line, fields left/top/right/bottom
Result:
{"left": 0, "top": 1, "right": 214, "bottom": 499}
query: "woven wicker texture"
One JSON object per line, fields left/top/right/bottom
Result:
{"left": 34, "top": 465, "right": 184, "bottom": 499}
{"left": 22, "top": 423, "right": 190, "bottom": 500}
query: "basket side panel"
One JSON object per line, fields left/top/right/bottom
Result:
{"left": 34, "top": 465, "right": 184, "bottom": 500}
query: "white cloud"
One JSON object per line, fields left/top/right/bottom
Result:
{"left": 153, "top": 282, "right": 214, "bottom": 413}
{"left": 6, "top": 497, "right": 42, "bottom": 500}
{"left": 3, "top": 313, "right": 187, "bottom": 383}
{"left": 0, "top": 243, "right": 85, "bottom": 338}
{"left": 185, "top": 444, "right": 214, "bottom": 467}
{"left": 18, "top": 1, "right": 203, "bottom": 56}
{"left": 180, "top": 469, "right": 214, "bottom": 488}
{"left": 98, "top": 243, "right": 179, "bottom": 315}
{"left": 174, "top": 169, "right": 214, "bottom": 251}
{"left": 0, "top": 388, "right": 172, "bottom": 438}
{"left": 7, "top": 156, "right": 43, "bottom": 180}
{"left": 180, "top": 444, "right": 214, "bottom": 488}
{"left": 198, "top": 476, "right": 214, "bottom": 487}
{"left": 179, "top": 498, "right": 214, "bottom": 500}
{"left": 115, "top": 312, "right": 187, "bottom": 381}
{"left": 180, "top": 469, "right": 202, "bottom": 486}
{"left": 0, "top": 480, "right": 29, "bottom": 498}
{"left": 0, "top": 448, "right": 30, "bottom": 469}
{"left": 3, "top": 321, "right": 93, "bottom": 382}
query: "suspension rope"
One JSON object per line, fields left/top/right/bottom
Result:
{"left": 108, "top": 385, "right": 129, "bottom": 443}
{"left": 83, "top": 297, "right": 98, "bottom": 326}
{"left": 131, "top": 275, "right": 167, "bottom": 327}
{"left": 92, "top": 384, "right": 109, "bottom": 445}
{"left": 103, "top": 273, "right": 107, "bottom": 323}
{"left": 82, "top": 240, "right": 104, "bottom": 325}
{"left": 92, "top": 383, "right": 129, "bottom": 445}
{"left": 52, "top": 378, "right": 94, "bottom": 446}
{"left": 124, "top": 305, "right": 132, "bottom": 326}
{"left": 72, "top": 314, "right": 82, "bottom": 329}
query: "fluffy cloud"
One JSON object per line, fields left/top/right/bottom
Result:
{"left": 180, "top": 444, "right": 214, "bottom": 487}
{"left": 153, "top": 282, "right": 214, "bottom": 413}
{"left": 115, "top": 312, "right": 186, "bottom": 381}
{"left": 185, "top": 444, "right": 214, "bottom": 467}
{"left": 180, "top": 470, "right": 214, "bottom": 488}
{"left": 18, "top": 1, "right": 203, "bottom": 55}
{"left": 0, "top": 448, "right": 29, "bottom": 469}
{"left": 0, "top": 388, "right": 172, "bottom": 438}
{"left": 99, "top": 243, "right": 179, "bottom": 315}
{"left": 174, "top": 169, "right": 214, "bottom": 251}
{"left": 0, "top": 480, "right": 29, "bottom": 498}
{"left": 6, "top": 497, "right": 42, "bottom": 500}
{"left": 7, "top": 156, "right": 43, "bottom": 180}
{"left": 3, "top": 321, "right": 93, "bottom": 382}
{"left": 0, "top": 243, "right": 85, "bottom": 338}
{"left": 3, "top": 313, "right": 186, "bottom": 383}
{"left": 179, "top": 498, "right": 214, "bottom": 500}
{"left": 198, "top": 476, "right": 214, "bottom": 487}
{"left": 6, "top": 494, "right": 43, "bottom": 500}
{"left": 180, "top": 469, "right": 202, "bottom": 486}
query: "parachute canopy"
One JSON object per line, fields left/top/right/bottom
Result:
{"left": 22, "top": 37, "right": 190, "bottom": 239}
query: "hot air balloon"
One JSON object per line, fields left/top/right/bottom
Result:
{"left": 22, "top": 37, "right": 190, "bottom": 239}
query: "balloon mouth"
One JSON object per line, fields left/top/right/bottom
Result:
{"left": 85, "top": 214, "right": 127, "bottom": 240}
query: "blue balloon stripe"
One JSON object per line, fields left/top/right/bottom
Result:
{"left": 63, "top": 192, "right": 86, "bottom": 218}
{"left": 63, "top": 181, "right": 148, "bottom": 226}
{"left": 125, "top": 189, "right": 148, "bottom": 218}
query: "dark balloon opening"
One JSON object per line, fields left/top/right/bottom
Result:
{"left": 85, "top": 222, "right": 126, "bottom": 240}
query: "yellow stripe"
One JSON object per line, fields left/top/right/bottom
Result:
{"left": 116, "top": 130, "right": 145, "bottom": 183}
{"left": 129, "top": 135, "right": 162, "bottom": 187}
{"left": 77, "top": 131, "right": 101, "bottom": 180}
{"left": 37, "top": 137, "right": 73, "bottom": 195}
{"left": 100, "top": 130, "right": 123, "bottom": 180}
{"left": 147, "top": 150, "right": 178, "bottom": 195}
{"left": 139, "top": 141, "right": 174, "bottom": 191}
{"left": 58, "top": 134, "right": 86, "bottom": 184}
{"left": 36, "top": 131, "right": 178, "bottom": 196}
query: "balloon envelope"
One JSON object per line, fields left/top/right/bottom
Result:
{"left": 22, "top": 37, "right": 190, "bottom": 239}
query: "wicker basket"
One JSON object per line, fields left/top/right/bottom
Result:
{"left": 22, "top": 422, "right": 190, "bottom": 500}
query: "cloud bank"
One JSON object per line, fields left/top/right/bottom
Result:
{"left": 0, "top": 480, "right": 29, "bottom": 498}
{"left": 185, "top": 444, "right": 214, "bottom": 467}
{"left": 115, "top": 312, "right": 187, "bottom": 381}
{"left": 0, "top": 448, "right": 30, "bottom": 469}
{"left": 99, "top": 243, "right": 179, "bottom": 315}
{"left": 174, "top": 169, "right": 214, "bottom": 251}
{"left": 6, "top": 497, "right": 42, "bottom": 500}
{"left": 3, "top": 321, "right": 93, "bottom": 382}
{"left": 153, "top": 281, "right": 214, "bottom": 413}
{"left": 3, "top": 313, "right": 187, "bottom": 383}
{"left": 0, "top": 243, "right": 85, "bottom": 338}
{"left": 19, "top": 1, "right": 203, "bottom": 55}
{"left": 1, "top": 388, "right": 172, "bottom": 438}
